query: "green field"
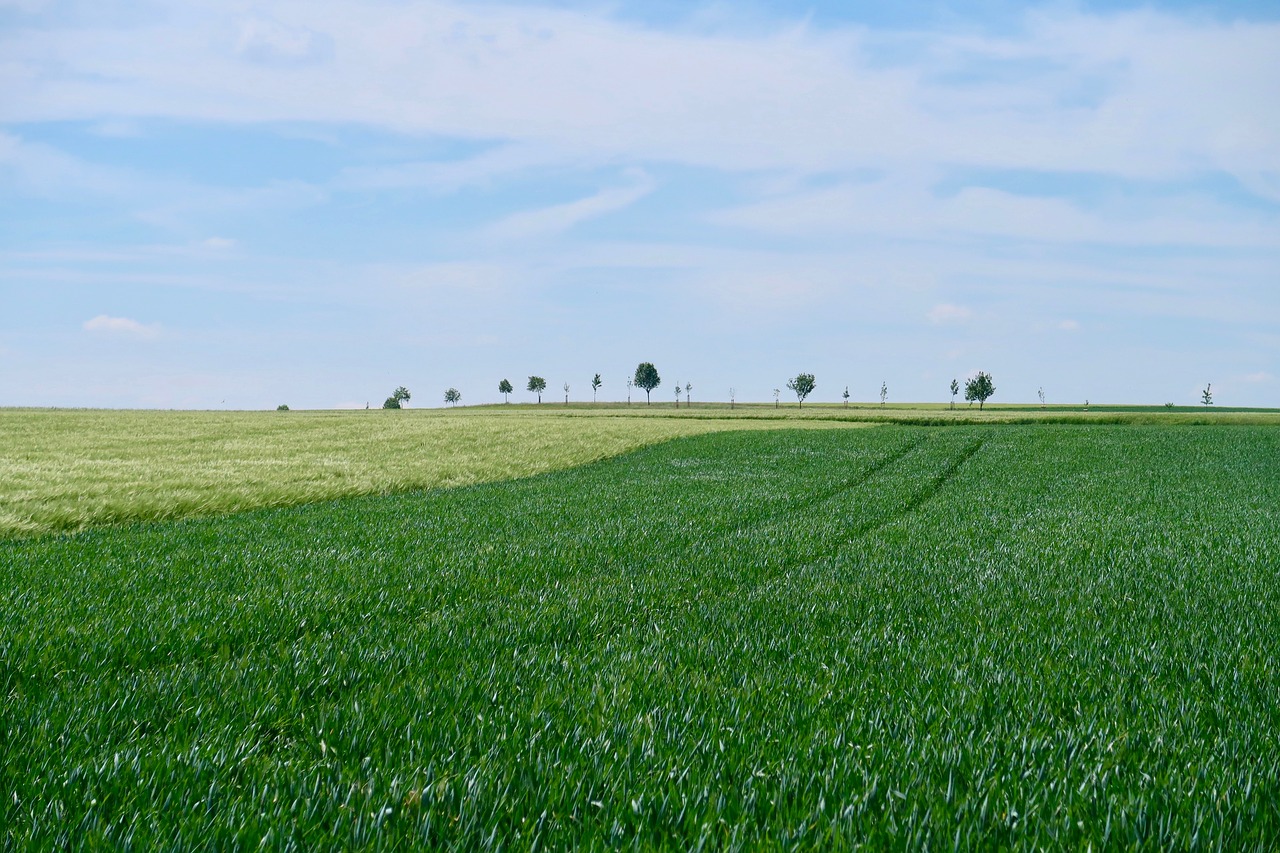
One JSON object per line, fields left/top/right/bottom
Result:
{"left": 4, "top": 422, "right": 1278, "bottom": 848}
{"left": 0, "top": 407, "right": 867, "bottom": 538}
{"left": 3, "top": 405, "right": 1276, "bottom": 539}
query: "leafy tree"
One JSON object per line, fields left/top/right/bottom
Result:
{"left": 773, "top": 388, "right": 780, "bottom": 409}
{"left": 276, "top": 404, "right": 289, "bottom": 411}
{"left": 1038, "top": 387, "right": 1046, "bottom": 408}
{"left": 842, "top": 386, "right": 850, "bottom": 407}
{"left": 633, "top": 362, "right": 660, "bottom": 404}
{"left": 880, "top": 381, "right": 888, "bottom": 407}
{"left": 950, "top": 378, "right": 959, "bottom": 410}
{"left": 383, "top": 386, "right": 411, "bottom": 409}
{"left": 964, "top": 371, "right": 996, "bottom": 410}
{"left": 591, "top": 373, "right": 602, "bottom": 402}
{"left": 787, "top": 373, "right": 815, "bottom": 408}
{"left": 444, "top": 387, "right": 461, "bottom": 406}
{"left": 563, "top": 382, "right": 570, "bottom": 405}
{"left": 498, "top": 378, "right": 513, "bottom": 403}
{"left": 685, "top": 382, "right": 692, "bottom": 406}
{"left": 626, "top": 378, "right": 632, "bottom": 405}
{"left": 674, "top": 382, "right": 681, "bottom": 407}
{"left": 1202, "top": 383, "right": 1213, "bottom": 406}
{"left": 730, "top": 387, "right": 736, "bottom": 410}
{"left": 527, "top": 375, "right": 547, "bottom": 404}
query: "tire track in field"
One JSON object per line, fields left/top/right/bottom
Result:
{"left": 733, "top": 433, "right": 987, "bottom": 577}
{"left": 716, "top": 432, "right": 928, "bottom": 539}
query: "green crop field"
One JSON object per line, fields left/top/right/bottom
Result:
{"left": 2, "top": 406, "right": 1275, "bottom": 539}
{"left": 4, "top": 423, "right": 1278, "bottom": 849}
{"left": 0, "top": 407, "right": 867, "bottom": 538}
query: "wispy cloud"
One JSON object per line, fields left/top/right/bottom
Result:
{"left": 83, "top": 315, "right": 162, "bottom": 339}
{"left": 928, "top": 303, "right": 973, "bottom": 325}
{"left": 484, "top": 173, "right": 655, "bottom": 240}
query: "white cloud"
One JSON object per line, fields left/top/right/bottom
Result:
{"left": 1058, "top": 319, "right": 1080, "bottom": 331}
{"left": 1241, "top": 371, "right": 1273, "bottom": 384}
{"left": 3, "top": 4, "right": 1276, "bottom": 187}
{"left": 83, "top": 315, "right": 162, "bottom": 339}
{"left": 928, "top": 303, "right": 973, "bottom": 325}
{"left": 484, "top": 173, "right": 654, "bottom": 240}
{"left": 202, "top": 237, "right": 236, "bottom": 249}
{"left": 235, "top": 16, "right": 333, "bottom": 65}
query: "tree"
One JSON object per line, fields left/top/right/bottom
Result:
{"left": 591, "top": 373, "right": 602, "bottom": 402}
{"left": 1038, "top": 387, "right": 1046, "bottom": 408}
{"left": 787, "top": 373, "right": 816, "bottom": 408}
{"left": 563, "top": 382, "right": 570, "bottom": 405}
{"left": 950, "top": 379, "right": 959, "bottom": 410}
{"left": 633, "top": 362, "right": 660, "bottom": 404}
{"left": 842, "top": 386, "right": 850, "bottom": 408}
{"left": 444, "top": 387, "right": 461, "bottom": 406}
{"left": 880, "top": 381, "right": 888, "bottom": 407}
{"left": 626, "top": 378, "right": 632, "bottom": 405}
{"left": 964, "top": 372, "right": 996, "bottom": 410}
{"left": 383, "top": 386, "right": 411, "bottom": 409}
{"left": 498, "top": 378, "right": 513, "bottom": 403}
{"left": 1202, "top": 383, "right": 1213, "bottom": 406}
{"left": 685, "top": 382, "right": 692, "bottom": 407}
{"left": 276, "top": 404, "right": 289, "bottom": 411}
{"left": 527, "top": 375, "right": 546, "bottom": 404}
{"left": 730, "top": 387, "right": 736, "bottom": 410}
{"left": 674, "top": 382, "right": 681, "bottom": 408}
{"left": 773, "top": 388, "right": 780, "bottom": 409}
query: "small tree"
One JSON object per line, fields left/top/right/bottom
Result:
{"left": 674, "top": 382, "right": 681, "bottom": 408}
{"left": 1202, "top": 383, "right": 1213, "bottom": 406}
{"left": 626, "top": 378, "right": 632, "bottom": 405}
{"left": 842, "top": 386, "right": 850, "bottom": 408}
{"left": 634, "top": 362, "right": 660, "bottom": 405}
{"left": 444, "top": 387, "right": 461, "bottom": 406}
{"left": 685, "top": 382, "right": 692, "bottom": 407}
{"left": 773, "top": 388, "right": 780, "bottom": 409}
{"left": 730, "top": 387, "right": 736, "bottom": 410}
{"left": 383, "top": 386, "right": 411, "bottom": 409}
{"left": 498, "top": 378, "right": 513, "bottom": 403}
{"left": 276, "top": 404, "right": 289, "bottom": 411}
{"left": 950, "top": 378, "right": 959, "bottom": 410}
{"left": 591, "top": 373, "right": 602, "bottom": 402}
{"left": 1038, "top": 387, "right": 1046, "bottom": 408}
{"left": 564, "top": 382, "right": 570, "bottom": 405}
{"left": 527, "top": 375, "right": 547, "bottom": 404}
{"left": 965, "top": 371, "right": 996, "bottom": 410}
{"left": 787, "top": 373, "right": 816, "bottom": 408}
{"left": 880, "top": 381, "right": 888, "bottom": 407}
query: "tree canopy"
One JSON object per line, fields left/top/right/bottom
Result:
{"left": 527, "top": 376, "right": 547, "bottom": 403}
{"left": 787, "top": 373, "right": 816, "bottom": 408}
{"left": 383, "top": 386, "right": 411, "bottom": 409}
{"left": 444, "top": 388, "right": 461, "bottom": 406}
{"left": 633, "top": 362, "right": 660, "bottom": 404}
{"left": 498, "top": 378, "right": 513, "bottom": 402}
{"left": 964, "top": 372, "right": 996, "bottom": 410}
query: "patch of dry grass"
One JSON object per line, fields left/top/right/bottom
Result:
{"left": 0, "top": 407, "right": 863, "bottom": 537}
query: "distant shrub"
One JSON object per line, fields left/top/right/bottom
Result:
{"left": 276, "top": 404, "right": 289, "bottom": 411}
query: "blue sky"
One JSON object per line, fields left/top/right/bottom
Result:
{"left": 1, "top": 0, "right": 1277, "bottom": 408}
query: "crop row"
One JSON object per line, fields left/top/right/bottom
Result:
{"left": 2, "top": 425, "right": 1278, "bottom": 849}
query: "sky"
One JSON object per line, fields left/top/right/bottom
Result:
{"left": 1, "top": 0, "right": 1277, "bottom": 409}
